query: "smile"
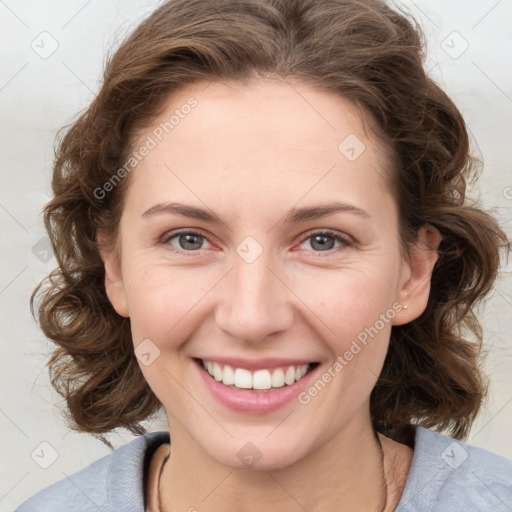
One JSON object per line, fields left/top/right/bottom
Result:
{"left": 200, "top": 358, "right": 319, "bottom": 391}
{"left": 193, "top": 356, "right": 322, "bottom": 414}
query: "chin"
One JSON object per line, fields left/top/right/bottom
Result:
{"left": 201, "top": 433, "right": 311, "bottom": 472}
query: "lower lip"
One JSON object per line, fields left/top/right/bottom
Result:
{"left": 194, "top": 359, "right": 320, "bottom": 414}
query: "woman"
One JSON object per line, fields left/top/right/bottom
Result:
{"left": 16, "top": 0, "right": 511, "bottom": 510}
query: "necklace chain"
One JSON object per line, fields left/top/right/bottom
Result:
{"left": 157, "top": 433, "right": 389, "bottom": 512}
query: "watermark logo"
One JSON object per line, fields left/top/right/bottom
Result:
{"left": 31, "top": 441, "right": 59, "bottom": 469}
{"left": 31, "top": 31, "right": 59, "bottom": 59}
{"left": 135, "top": 338, "right": 161, "bottom": 366}
{"left": 441, "top": 31, "right": 469, "bottom": 60}
{"left": 236, "top": 236, "right": 263, "bottom": 264}
{"left": 338, "top": 133, "right": 366, "bottom": 161}
{"left": 237, "top": 442, "right": 262, "bottom": 468}
{"left": 441, "top": 441, "right": 468, "bottom": 469}
{"left": 32, "top": 236, "right": 53, "bottom": 263}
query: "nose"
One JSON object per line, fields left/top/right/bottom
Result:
{"left": 214, "top": 245, "right": 294, "bottom": 345}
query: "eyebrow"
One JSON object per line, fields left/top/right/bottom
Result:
{"left": 141, "top": 201, "right": 370, "bottom": 224}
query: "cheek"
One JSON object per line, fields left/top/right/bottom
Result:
{"left": 292, "top": 262, "right": 400, "bottom": 345}
{"left": 123, "top": 262, "right": 217, "bottom": 345}
{"left": 298, "top": 271, "right": 398, "bottom": 402}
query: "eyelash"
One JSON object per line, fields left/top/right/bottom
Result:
{"left": 160, "top": 228, "right": 353, "bottom": 257}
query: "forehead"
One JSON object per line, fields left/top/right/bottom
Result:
{"left": 150, "top": 78, "right": 377, "bottom": 154}
{"left": 124, "top": 78, "right": 395, "bottom": 222}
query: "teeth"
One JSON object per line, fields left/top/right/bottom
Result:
{"left": 201, "top": 360, "right": 312, "bottom": 390}
{"left": 271, "top": 368, "right": 285, "bottom": 388}
{"left": 222, "top": 364, "right": 235, "bottom": 385}
{"left": 253, "top": 369, "right": 272, "bottom": 389}
{"left": 233, "top": 368, "right": 252, "bottom": 389}
{"left": 213, "top": 362, "right": 223, "bottom": 381}
{"left": 284, "top": 366, "right": 296, "bottom": 385}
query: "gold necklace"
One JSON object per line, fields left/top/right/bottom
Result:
{"left": 157, "top": 434, "right": 389, "bottom": 512}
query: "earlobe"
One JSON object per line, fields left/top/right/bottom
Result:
{"left": 97, "top": 231, "right": 130, "bottom": 318}
{"left": 392, "top": 224, "right": 442, "bottom": 326}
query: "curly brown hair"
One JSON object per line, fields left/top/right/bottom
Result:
{"left": 31, "top": 0, "right": 509, "bottom": 442}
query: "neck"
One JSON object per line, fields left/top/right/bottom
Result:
{"left": 159, "top": 412, "right": 412, "bottom": 512}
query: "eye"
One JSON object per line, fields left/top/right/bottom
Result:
{"left": 160, "top": 229, "right": 213, "bottom": 254}
{"left": 296, "top": 230, "right": 353, "bottom": 255}
{"left": 160, "top": 228, "right": 353, "bottom": 256}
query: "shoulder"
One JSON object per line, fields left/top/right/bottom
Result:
{"left": 13, "top": 431, "right": 170, "bottom": 512}
{"left": 396, "top": 426, "right": 512, "bottom": 512}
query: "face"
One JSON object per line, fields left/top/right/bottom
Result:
{"left": 102, "top": 78, "right": 438, "bottom": 470}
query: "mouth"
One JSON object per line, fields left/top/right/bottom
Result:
{"left": 193, "top": 357, "right": 320, "bottom": 393}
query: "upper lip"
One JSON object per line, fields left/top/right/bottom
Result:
{"left": 195, "top": 356, "right": 318, "bottom": 371}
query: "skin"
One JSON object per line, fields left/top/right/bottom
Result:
{"left": 100, "top": 77, "right": 441, "bottom": 512}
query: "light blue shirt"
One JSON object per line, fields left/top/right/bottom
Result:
{"left": 13, "top": 426, "right": 512, "bottom": 511}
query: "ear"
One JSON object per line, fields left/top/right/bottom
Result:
{"left": 392, "top": 224, "right": 442, "bottom": 326}
{"left": 97, "top": 230, "right": 129, "bottom": 318}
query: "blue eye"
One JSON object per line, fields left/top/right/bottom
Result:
{"left": 160, "top": 228, "right": 352, "bottom": 256}
{"left": 297, "top": 230, "right": 352, "bottom": 254}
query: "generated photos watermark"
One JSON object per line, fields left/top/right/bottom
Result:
{"left": 93, "top": 96, "right": 198, "bottom": 200}
{"left": 297, "top": 302, "right": 404, "bottom": 405}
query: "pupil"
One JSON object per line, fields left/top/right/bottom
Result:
{"left": 181, "top": 234, "right": 202, "bottom": 250}
{"left": 312, "top": 234, "right": 333, "bottom": 251}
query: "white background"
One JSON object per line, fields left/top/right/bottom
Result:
{"left": 1, "top": 0, "right": 511, "bottom": 510}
